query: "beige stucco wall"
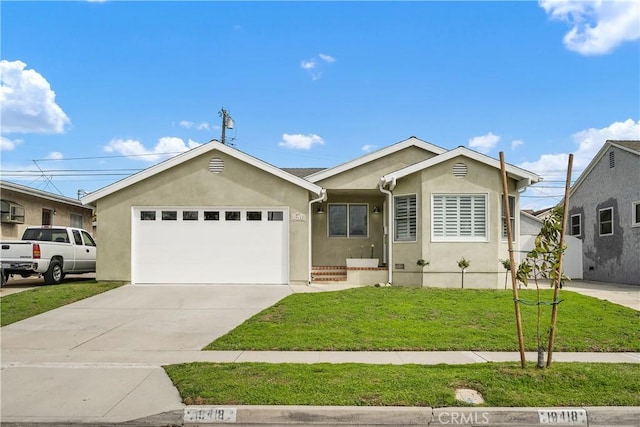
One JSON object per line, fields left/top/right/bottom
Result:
{"left": 1, "top": 189, "right": 94, "bottom": 240}
{"left": 390, "top": 155, "right": 519, "bottom": 289}
{"left": 311, "top": 147, "right": 437, "bottom": 267}
{"left": 316, "top": 146, "right": 437, "bottom": 190}
{"left": 93, "top": 151, "right": 312, "bottom": 285}
{"left": 311, "top": 193, "right": 386, "bottom": 266}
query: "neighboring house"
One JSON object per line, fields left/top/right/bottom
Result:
{"left": 566, "top": 140, "right": 640, "bottom": 285}
{"left": 520, "top": 210, "right": 582, "bottom": 280}
{"left": 1, "top": 180, "right": 95, "bottom": 240}
{"left": 81, "top": 136, "right": 541, "bottom": 288}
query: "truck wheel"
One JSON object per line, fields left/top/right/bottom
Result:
{"left": 44, "top": 261, "right": 64, "bottom": 285}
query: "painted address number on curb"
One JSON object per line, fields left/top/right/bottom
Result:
{"left": 538, "top": 409, "right": 587, "bottom": 425}
{"left": 184, "top": 407, "right": 237, "bottom": 423}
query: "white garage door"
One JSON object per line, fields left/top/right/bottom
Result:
{"left": 132, "top": 207, "right": 289, "bottom": 284}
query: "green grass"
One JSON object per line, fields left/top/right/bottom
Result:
{"left": 1, "top": 281, "right": 125, "bottom": 326}
{"left": 164, "top": 362, "right": 640, "bottom": 407}
{"left": 205, "top": 287, "right": 639, "bottom": 352}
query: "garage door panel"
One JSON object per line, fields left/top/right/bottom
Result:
{"left": 132, "top": 208, "right": 289, "bottom": 284}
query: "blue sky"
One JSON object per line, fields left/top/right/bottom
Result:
{"left": 1, "top": 0, "right": 639, "bottom": 209}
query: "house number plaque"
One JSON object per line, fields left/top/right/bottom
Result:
{"left": 184, "top": 407, "right": 237, "bottom": 423}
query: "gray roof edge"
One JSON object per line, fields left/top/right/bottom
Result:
{"left": 1, "top": 180, "right": 90, "bottom": 209}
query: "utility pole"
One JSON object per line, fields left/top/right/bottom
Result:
{"left": 218, "top": 108, "right": 234, "bottom": 145}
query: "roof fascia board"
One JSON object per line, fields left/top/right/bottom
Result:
{"left": 1, "top": 181, "right": 89, "bottom": 208}
{"left": 382, "top": 147, "right": 541, "bottom": 186}
{"left": 306, "top": 136, "right": 446, "bottom": 183}
{"left": 82, "top": 141, "right": 322, "bottom": 205}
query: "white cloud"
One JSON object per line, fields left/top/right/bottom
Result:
{"left": 104, "top": 137, "right": 202, "bottom": 162}
{"left": 361, "top": 144, "right": 377, "bottom": 153}
{"left": 511, "top": 139, "right": 524, "bottom": 150}
{"left": 301, "top": 59, "right": 316, "bottom": 70}
{"left": 278, "top": 133, "right": 324, "bottom": 150}
{"left": 0, "top": 60, "right": 70, "bottom": 134}
{"left": 468, "top": 132, "right": 500, "bottom": 154}
{"left": 46, "top": 151, "right": 64, "bottom": 160}
{"left": 519, "top": 118, "right": 640, "bottom": 177}
{"left": 301, "top": 53, "right": 336, "bottom": 80}
{"left": 179, "top": 120, "right": 210, "bottom": 131}
{"left": 539, "top": 0, "right": 640, "bottom": 55}
{"left": 1, "top": 136, "right": 22, "bottom": 151}
{"left": 319, "top": 53, "right": 336, "bottom": 63}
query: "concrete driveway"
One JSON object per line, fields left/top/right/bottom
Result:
{"left": 0, "top": 283, "right": 293, "bottom": 423}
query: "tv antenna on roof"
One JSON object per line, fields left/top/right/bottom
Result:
{"left": 218, "top": 108, "right": 234, "bottom": 145}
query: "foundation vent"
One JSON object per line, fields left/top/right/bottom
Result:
{"left": 209, "top": 158, "right": 224, "bottom": 173}
{"left": 452, "top": 162, "right": 468, "bottom": 178}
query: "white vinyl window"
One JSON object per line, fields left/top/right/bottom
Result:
{"left": 633, "top": 202, "right": 640, "bottom": 227}
{"left": 432, "top": 194, "right": 487, "bottom": 241}
{"left": 394, "top": 194, "right": 417, "bottom": 242}
{"left": 328, "top": 204, "right": 368, "bottom": 238}
{"left": 570, "top": 214, "right": 581, "bottom": 236}
{"left": 599, "top": 207, "right": 614, "bottom": 236}
{"left": 501, "top": 194, "right": 516, "bottom": 240}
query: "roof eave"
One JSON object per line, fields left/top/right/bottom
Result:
{"left": 81, "top": 141, "right": 323, "bottom": 205}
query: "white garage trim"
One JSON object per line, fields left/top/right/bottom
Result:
{"left": 131, "top": 206, "right": 289, "bottom": 285}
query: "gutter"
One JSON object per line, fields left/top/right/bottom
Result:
{"left": 378, "top": 176, "right": 396, "bottom": 284}
{"left": 308, "top": 189, "right": 327, "bottom": 285}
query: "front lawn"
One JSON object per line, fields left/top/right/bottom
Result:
{"left": 164, "top": 362, "right": 640, "bottom": 407}
{"left": 0, "top": 281, "right": 125, "bottom": 326}
{"left": 205, "top": 287, "right": 639, "bottom": 352}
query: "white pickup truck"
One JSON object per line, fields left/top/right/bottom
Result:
{"left": 1, "top": 226, "right": 97, "bottom": 286}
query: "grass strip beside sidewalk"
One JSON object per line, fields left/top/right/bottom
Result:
{"left": 165, "top": 362, "right": 640, "bottom": 407}
{"left": 1, "top": 281, "right": 124, "bottom": 326}
{"left": 205, "top": 287, "right": 640, "bottom": 352}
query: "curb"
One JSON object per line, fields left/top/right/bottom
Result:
{"left": 181, "top": 405, "right": 640, "bottom": 426}
{"left": 2, "top": 406, "right": 639, "bottom": 426}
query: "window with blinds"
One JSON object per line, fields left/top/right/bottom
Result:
{"left": 432, "top": 194, "right": 487, "bottom": 241}
{"left": 394, "top": 194, "right": 417, "bottom": 241}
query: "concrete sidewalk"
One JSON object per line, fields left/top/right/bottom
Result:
{"left": 1, "top": 351, "right": 638, "bottom": 425}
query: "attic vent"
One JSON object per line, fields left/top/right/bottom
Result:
{"left": 609, "top": 151, "right": 615, "bottom": 168}
{"left": 452, "top": 162, "right": 468, "bottom": 178}
{"left": 209, "top": 158, "right": 224, "bottom": 173}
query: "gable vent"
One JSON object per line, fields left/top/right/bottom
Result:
{"left": 209, "top": 158, "right": 224, "bottom": 173}
{"left": 452, "top": 162, "right": 468, "bottom": 178}
{"left": 609, "top": 151, "right": 615, "bottom": 168}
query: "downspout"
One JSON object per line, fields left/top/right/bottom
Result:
{"left": 308, "top": 188, "right": 327, "bottom": 285}
{"left": 378, "top": 177, "right": 396, "bottom": 284}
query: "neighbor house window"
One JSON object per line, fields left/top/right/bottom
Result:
{"left": 570, "top": 214, "right": 581, "bottom": 236}
{"left": 501, "top": 194, "right": 516, "bottom": 240}
{"left": 394, "top": 194, "right": 417, "bottom": 241}
{"left": 328, "top": 204, "right": 368, "bottom": 237}
{"left": 632, "top": 202, "right": 640, "bottom": 227}
{"left": 432, "top": 194, "right": 487, "bottom": 241}
{"left": 70, "top": 213, "right": 84, "bottom": 228}
{"left": 1, "top": 200, "right": 25, "bottom": 223}
{"left": 599, "top": 207, "right": 613, "bottom": 236}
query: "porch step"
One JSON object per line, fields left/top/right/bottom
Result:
{"left": 312, "top": 266, "right": 347, "bottom": 282}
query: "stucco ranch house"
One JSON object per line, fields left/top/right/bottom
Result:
{"left": 81, "top": 136, "right": 541, "bottom": 288}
